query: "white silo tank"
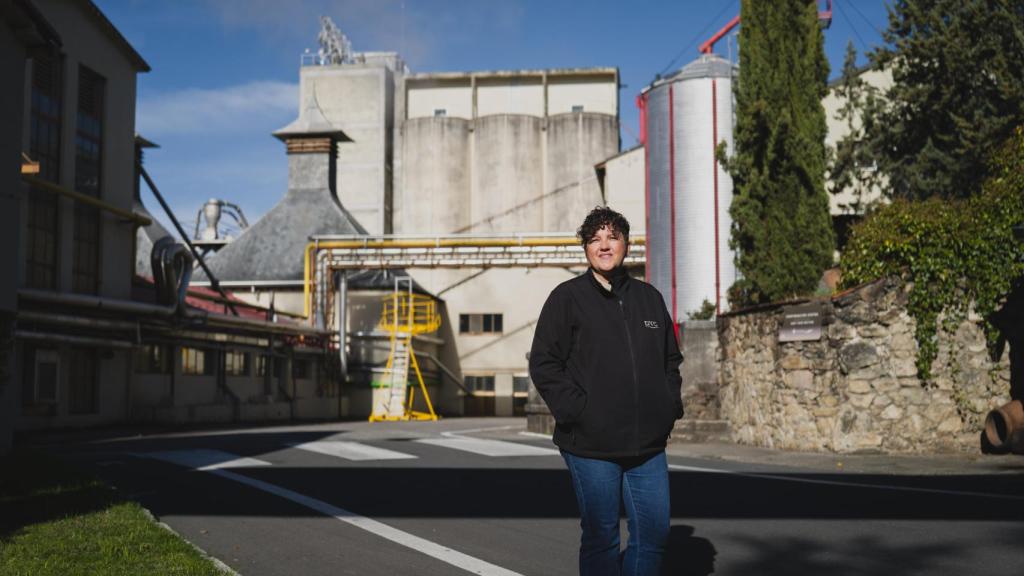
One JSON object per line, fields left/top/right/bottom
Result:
{"left": 641, "top": 54, "right": 737, "bottom": 321}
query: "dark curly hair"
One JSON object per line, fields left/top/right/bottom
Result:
{"left": 577, "top": 206, "right": 630, "bottom": 246}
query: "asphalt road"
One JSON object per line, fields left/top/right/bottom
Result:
{"left": 55, "top": 418, "right": 1024, "bottom": 576}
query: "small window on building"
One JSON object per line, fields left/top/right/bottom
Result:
{"left": 257, "top": 355, "right": 272, "bottom": 377}
{"left": 182, "top": 347, "right": 215, "bottom": 376}
{"left": 464, "top": 374, "right": 495, "bottom": 392}
{"left": 292, "top": 359, "right": 309, "bottom": 380}
{"left": 135, "top": 345, "right": 170, "bottom": 374}
{"left": 26, "top": 49, "right": 63, "bottom": 290}
{"left": 22, "top": 347, "right": 59, "bottom": 406}
{"left": 225, "top": 351, "right": 249, "bottom": 376}
{"left": 434, "top": 108, "right": 447, "bottom": 117}
{"left": 459, "top": 313, "right": 503, "bottom": 334}
{"left": 69, "top": 348, "right": 97, "bottom": 415}
{"left": 571, "top": 105, "right": 584, "bottom": 113}
{"left": 512, "top": 376, "right": 531, "bottom": 394}
{"left": 72, "top": 65, "right": 105, "bottom": 295}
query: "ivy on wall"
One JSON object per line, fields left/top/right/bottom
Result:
{"left": 841, "top": 126, "right": 1024, "bottom": 379}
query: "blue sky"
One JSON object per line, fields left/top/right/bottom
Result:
{"left": 95, "top": 0, "right": 891, "bottom": 234}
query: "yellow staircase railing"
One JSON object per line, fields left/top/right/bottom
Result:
{"left": 369, "top": 277, "right": 440, "bottom": 422}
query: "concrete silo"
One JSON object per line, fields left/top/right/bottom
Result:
{"left": 543, "top": 112, "right": 620, "bottom": 232}
{"left": 472, "top": 115, "right": 545, "bottom": 233}
{"left": 399, "top": 116, "right": 472, "bottom": 233}
{"left": 641, "top": 54, "right": 737, "bottom": 322}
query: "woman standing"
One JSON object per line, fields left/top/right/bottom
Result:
{"left": 529, "top": 206, "right": 684, "bottom": 576}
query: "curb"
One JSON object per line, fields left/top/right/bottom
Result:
{"left": 139, "top": 507, "right": 240, "bottom": 576}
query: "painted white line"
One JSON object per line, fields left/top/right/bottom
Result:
{"left": 144, "top": 449, "right": 271, "bottom": 471}
{"left": 667, "top": 463, "right": 1024, "bottom": 502}
{"left": 417, "top": 437, "right": 559, "bottom": 457}
{"left": 517, "top": 431, "right": 552, "bottom": 440}
{"left": 208, "top": 469, "right": 523, "bottom": 576}
{"left": 142, "top": 451, "right": 523, "bottom": 575}
{"left": 290, "top": 441, "right": 418, "bottom": 461}
{"left": 441, "top": 425, "right": 523, "bottom": 437}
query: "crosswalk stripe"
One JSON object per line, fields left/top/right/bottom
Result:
{"left": 416, "top": 437, "right": 559, "bottom": 457}
{"left": 142, "top": 449, "right": 271, "bottom": 471}
{"left": 290, "top": 441, "right": 418, "bottom": 461}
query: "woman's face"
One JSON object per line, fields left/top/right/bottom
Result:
{"left": 585, "top": 225, "right": 627, "bottom": 276}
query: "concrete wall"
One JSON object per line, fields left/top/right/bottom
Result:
{"left": 12, "top": 0, "right": 142, "bottom": 435}
{"left": 16, "top": 345, "right": 131, "bottom": 431}
{"left": 476, "top": 78, "right": 544, "bottom": 117}
{"left": 302, "top": 64, "right": 395, "bottom": 234}
{"left": 823, "top": 67, "right": 892, "bottom": 214}
{"left": 0, "top": 17, "right": 27, "bottom": 454}
{"left": 599, "top": 146, "right": 645, "bottom": 234}
{"left": 406, "top": 79, "right": 472, "bottom": 119}
{"left": 547, "top": 75, "right": 617, "bottom": 116}
{"left": 405, "top": 70, "right": 617, "bottom": 121}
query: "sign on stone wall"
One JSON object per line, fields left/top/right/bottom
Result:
{"left": 779, "top": 303, "right": 823, "bottom": 342}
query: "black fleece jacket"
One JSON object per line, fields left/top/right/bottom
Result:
{"left": 529, "top": 269, "right": 684, "bottom": 459}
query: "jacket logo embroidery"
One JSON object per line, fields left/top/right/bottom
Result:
{"left": 643, "top": 320, "right": 659, "bottom": 329}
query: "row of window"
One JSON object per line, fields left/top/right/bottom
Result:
{"left": 135, "top": 345, "right": 311, "bottom": 379}
{"left": 26, "top": 50, "right": 106, "bottom": 293}
{"left": 458, "top": 313, "right": 503, "bottom": 335}
{"left": 432, "top": 105, "right": 586, "bottom": 117}
{"left": 22, "top": 346, "right": 96, "bottom": 414}
{"left": 463, "top": 374, "right": 531, "bottom": 393}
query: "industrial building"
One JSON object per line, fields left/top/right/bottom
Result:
{"left": 1, "top": 0, "right": 336, "bottom": 454}
{"left": 197, "top": 22, "right": 629, "bottom": 418}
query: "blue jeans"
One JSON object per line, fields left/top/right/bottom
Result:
{"left": 561, "top": 450, "right": 670, "bottom": 576}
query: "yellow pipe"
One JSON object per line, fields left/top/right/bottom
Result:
{"left": 22, "top": 175, "right": 152, "bottom": 226}
{"left": 302, "top": 236, "right": 647, "bottom": 319}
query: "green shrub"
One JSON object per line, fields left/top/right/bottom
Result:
{"left": 688, "top": 299, "right": 717, "bottom": 321}
{"left": 841, "top": 126, "right": 1024, "bottom": 379}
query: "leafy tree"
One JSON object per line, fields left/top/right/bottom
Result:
{"left": 688, "top": 299, "right": 718, "bottom": 321}
{"left": 841, "top": 125, "right": 1024, "bottom": 379}
{"left": 721, "top": 0, "right": 835, "bottom": 306}
{"left": 862, "top": 0, "right": 1024, "bottom": 200}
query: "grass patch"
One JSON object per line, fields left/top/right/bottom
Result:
{"left": 0, "top": 449, "right": 226, "bottom": 575}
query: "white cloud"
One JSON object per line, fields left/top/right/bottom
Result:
{"left": 138, "top": 80, "right": 298, "bottom": 135}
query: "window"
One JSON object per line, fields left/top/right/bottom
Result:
{"left": 224, "top": 351, "right": 249, "bottom": 376}
{"left": 512, "top": 376, "right": 531, "bottom": 394}
{"left": 257, "top": 355, "right": 280, "bottom": 378}
{"left": 433, "top": 108, "right": 447, "bottom": 117}
{"left": 26, "top": 50, "right": 62, "bottom": 289}
{"left": 464, "top": 375, "right": 495, "bottom": 392}
{"left": 182, "top": 347, "right": 215, "bottom": 376}
{"left": 68, "top": 348, "right": 97, "bottom": 414}
{"left": 292, "top": 359, "right": 309, "bottom": 379}
{"left": 134, "top": 345, "right": 170, "bottom": 374}
{"left": 22, "top": 347, "right": 59, "bottom": 405}
{"left": 73, "top": 65, "right": 105, "bottom": 294}
{"left": 459, "top": 313, "right": 503, "bottom": 334}
{"left": 571, "top": 105, "right": 584, "bottom": 113}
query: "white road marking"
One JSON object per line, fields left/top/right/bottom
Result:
{"left": 143, "top": 449, "right": 271, "bottom": 471}
{"left": 290, "top": 441, "right": 418, "bottom": 461}
{"left": 667, "top": 463, "right": 1024, "bottom": 501}
{"left": 441, "top": 425, "right": 523, "bottom": 437}
{"left": 518, "top": 431, "right": 552, "bottom": 440}
{"left": 140, "top": 450, "right": 523, "bottom": 576}
{"left": 417, "top": 437, "right": 559, "bottom": 457}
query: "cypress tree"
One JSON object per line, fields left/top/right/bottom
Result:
{"left": 722, "top": 0, "right": 835, "bottom": 306}
{"left": 865, "top": 0, "right": 1024, "bottom": 200}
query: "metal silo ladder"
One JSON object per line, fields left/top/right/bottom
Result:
{"left": 369, "top": 276, "right": 440, "bottom": 422}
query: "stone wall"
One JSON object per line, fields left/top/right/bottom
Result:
{"left": 718, "top": 278, "right": 1012, "bottom": 453}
